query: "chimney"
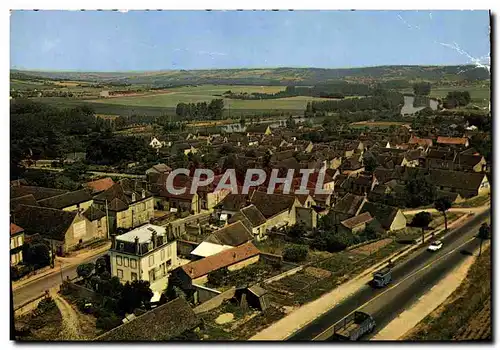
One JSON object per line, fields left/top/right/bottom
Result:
{"left": 151, "top": 231, "right": 157, "bottom": 249}
{"left": 134, "top": 236, "right": 140, "bottom": 255}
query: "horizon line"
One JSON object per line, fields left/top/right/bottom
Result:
{"left": 10, "top": 63, "right": 482, "bottom": 74}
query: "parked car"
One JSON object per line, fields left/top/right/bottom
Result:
{"left": 427, "top": 240, "right": 443, "bottom": 252}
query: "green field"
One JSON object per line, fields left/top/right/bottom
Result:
{"left": 87, "top": 84, "right": 330, "bottom": 110}
{"left": 402, "top": 84, "right": 490, "bottom": 108}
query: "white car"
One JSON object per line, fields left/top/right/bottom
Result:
{"left": 428, "top": 240, "right": 443, "bottom": 252}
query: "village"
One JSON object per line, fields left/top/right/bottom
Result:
{"left": 11, "top": 115, "right": 491, "bottom": 340}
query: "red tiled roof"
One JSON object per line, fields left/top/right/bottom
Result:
{"left": 437, "top": 136, "right": 468, "bottom": 145}
{"left": 181, "top": 241, "right": 260, "bottom": 279}
{"left": 10, "top": 223, "right": 24, "bottom": 236}
{"left": 341, "top": 212, "right": 373, "bottom": 229}
{"left": 84, "top": 177, "right": 115, "bottom": 193}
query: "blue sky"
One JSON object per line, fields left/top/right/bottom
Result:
{"left": 10, "top": 10, "right": 490, "bottom": 71}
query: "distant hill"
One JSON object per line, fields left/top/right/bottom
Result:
{"left": 11, "top": 65, "right": 490, "bottom": 87}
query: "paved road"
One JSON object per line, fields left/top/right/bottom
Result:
{"left": 13, "top": 253, "right": 106, "bottom": 308}
{"left": 288, "top": 209, "right": 490, "bottom": 341}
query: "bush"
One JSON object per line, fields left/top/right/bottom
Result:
{"left": 36, "top": 297, "right": 56, "bottom": 313}
{"left": 96, "top": 315, "right": 122, "bottom": 331}
{"left": 77, "top": 262, "right": 95, "bottom": 279}
{"left": 283, "top": 244, "right": 309, "bottom": 263}
{"left": 207, "top": 268, "right": 228, "bottom": 287}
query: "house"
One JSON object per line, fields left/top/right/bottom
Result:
{"left": 97, "top": 298, "right": 201, "bottom": 341}
{"left": 110, "top": 224, "right": 177, "bottom": 283}
{"left": 13, "top": 205, "right": 103, "bottom": 255}
{"left": 10, "top": 185, "right": 68, "bottom": 201}
{"left": 10, "top": 223, "right": 24, "bottom": 266}
{"left": 215, "top": 193, "right": 252, "bottom": 220}
{"left": 197, "top": 174, "right": 231, "bottom": 210}
{"left": 360, "top": 202, "right": 406, "bottom": 231}
{"left": 455, "top": 154, "right": 486, "bottom": 172}
{"left": 93, "top": 180, "right": 155, "bottom": 233}
{"left": 436, "top": 136, "right": 469, "bottom": 148}
{"left": 295, "top": 207, "right": 318, "bottom": 229}
{"left": 10, "top": 194, "right": 39, "bottom": 212}
{"left": 170, "top": 242, "right": 260, "bottom": 289}
{"left": 83, "top": 177, "right": 115, "bottom": 195}
{"left": 429, "top": 169, "right": 490, "bottom": 198}
{"left": 249, "top": 191, "right": 301, "bottom": 230}
{"left": 339, "top": 212, "right": 374, "bottom": 234}
{"left": 38, "top": 189, "right": 93, "bottom": 212}
{"left": 246, "top": 124, "right": 272, "bottom": 136}
{"left": 82, "top": 206, "right": 108, "bottom": 240}
{"left": 408, "top": 136, "right": 433, "bottom": 149}
{"left": 158, "top": 190, "right": 201, "bottom": 215}
{"left": 332, "top": 193, "right": 367, "bottom": 221}
{"left": 227, "top": 204, "right": 267, "bottom": 240}
{"left": 149, "top": 137, "right": 164, "bottom": 150}
{"left": 204, "top": 221, "right": 253, "bottom": 247}
{"left": 146, "top": 163, "right": 172, "bottom": 179}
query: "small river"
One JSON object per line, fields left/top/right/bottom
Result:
{"left": 401, "top": 96, "right": 439, "bottom": 115}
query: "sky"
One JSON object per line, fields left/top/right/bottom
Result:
{"left": 10, "top": 10, "right": 491, "bottom": 71}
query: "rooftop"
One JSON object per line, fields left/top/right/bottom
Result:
{"left": 116, "top": 224, "right": 166, "bottom": 244}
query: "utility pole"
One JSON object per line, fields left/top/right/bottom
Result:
{"left": 105, "top": 199, "right": 110, "bottom": 240}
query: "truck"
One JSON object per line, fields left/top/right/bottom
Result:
{"left": 371, "top": 266, "right": 392, "bottom": 288}
{"left": 332, "top": 311, "right": 376, "bottom": 341}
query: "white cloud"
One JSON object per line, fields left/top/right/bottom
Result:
{"left": 435, "top": 41, "right": 490, "bottom": 72}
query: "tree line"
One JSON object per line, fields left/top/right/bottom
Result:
{"left": 308, "top": 90, "right": 404, "bottom": 113}
{"left": 175, "top": 99, "right": 224, "bottom": 119}
{"left": 443, "top": 91, "right": 472, "bottom": 109}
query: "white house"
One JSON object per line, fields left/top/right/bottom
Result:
{"left": 109, "top": 224, "right": 177, "bottom": 284}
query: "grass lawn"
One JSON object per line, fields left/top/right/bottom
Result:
{"left": 453, "top": 195, "right": 490, "bottom": 208}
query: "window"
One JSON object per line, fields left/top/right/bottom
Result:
{"left": 116, "top": 256, "right": 122, "bottom": 266}
{"left": 117, "top": 269, "right": 123, "bottom": 279}
{"left": 161, "top": 263, "right": 166, "bottom": 276}
{"left": 17, "top": 236, "right": 23, "bottom": 247}
{"left": 130, "top": 259, "right": 137, "bottom": 269}
{"left": 149, "top": 255, "right": 154, "bottom": 266}
{"left": 119, "top": 243, "right": 124, "bottom": 251}
{"left": 124, "top": 257, "right": 129, "bottom": 267}
{"left": 161, "top": 249, "right": 165, "bottom": 261}
{"left": 131, "top": 272, "right": 138, "bottom": 281}
{"left": 166, "top": 259, "right": 172, "bottom": 267}
{"left": 97, "top": 220, "right": 102, "bottom": 228}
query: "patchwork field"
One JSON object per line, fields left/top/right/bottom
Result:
{"left": 87, "top": 84, "right": 330, "bottom": 110}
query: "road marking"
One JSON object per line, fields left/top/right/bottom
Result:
{"left": 313, "top": 235, "right": 477, "bottom": 340}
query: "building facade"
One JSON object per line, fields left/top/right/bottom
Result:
{"left": 109, "top": 224, "right": 178, "bottom": 284}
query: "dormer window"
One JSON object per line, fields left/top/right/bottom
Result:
{"left": 132, "top": 193, "right": 136, "bottom": 202}
{"left": 142, "top": 189, "right": 146, "bottom": 199}
{"left": 119, "top": 243, "right": 124, "bottom": 250}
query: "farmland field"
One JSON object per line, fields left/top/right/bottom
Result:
{"left": 88, "top": 84, "right": 331, "bottom": 110}
{"left": 401, "top": 84, "right": 490, "bottom": 107}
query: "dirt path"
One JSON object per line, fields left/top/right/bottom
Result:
{"left": 52, "top": 293, "right": 85, "bottom": 340}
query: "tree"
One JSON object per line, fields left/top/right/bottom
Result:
{"left": 22, "top": 240, "right": 51, "bottom": 268}
{"left": 362, "top": 154, "right": 379, "bottom": 172}
{"left": 207, "top": 268, "right": 228, "bottom": 287}
{"left": 286, "top": 224, "right": 307, "bottom": 243}
{"left": 405, "top": 175, "right": 437, "bottom": 208}
{"left": 434, "top": 197, "right": 452, "bottom": 231}
{"left": 77, "top": 262, "right": 95, "bottom": 280}
{"left": 411, "top": 211, "right": 433, "bottom": 244}
{"left": 119, "top": 280, "right": 154, "bottom": 313}
{"left": 283, "top": 244, "right": 309, "bottom": 263}
{"left": 477, "top": 223, "right": 490, "bottom": 256}
{"left": 413, "top": 82, "right": 431, "bottom": 96}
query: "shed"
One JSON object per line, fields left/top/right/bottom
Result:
{"left": 234, "top": 284, "right": 270, "bottom": 311}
